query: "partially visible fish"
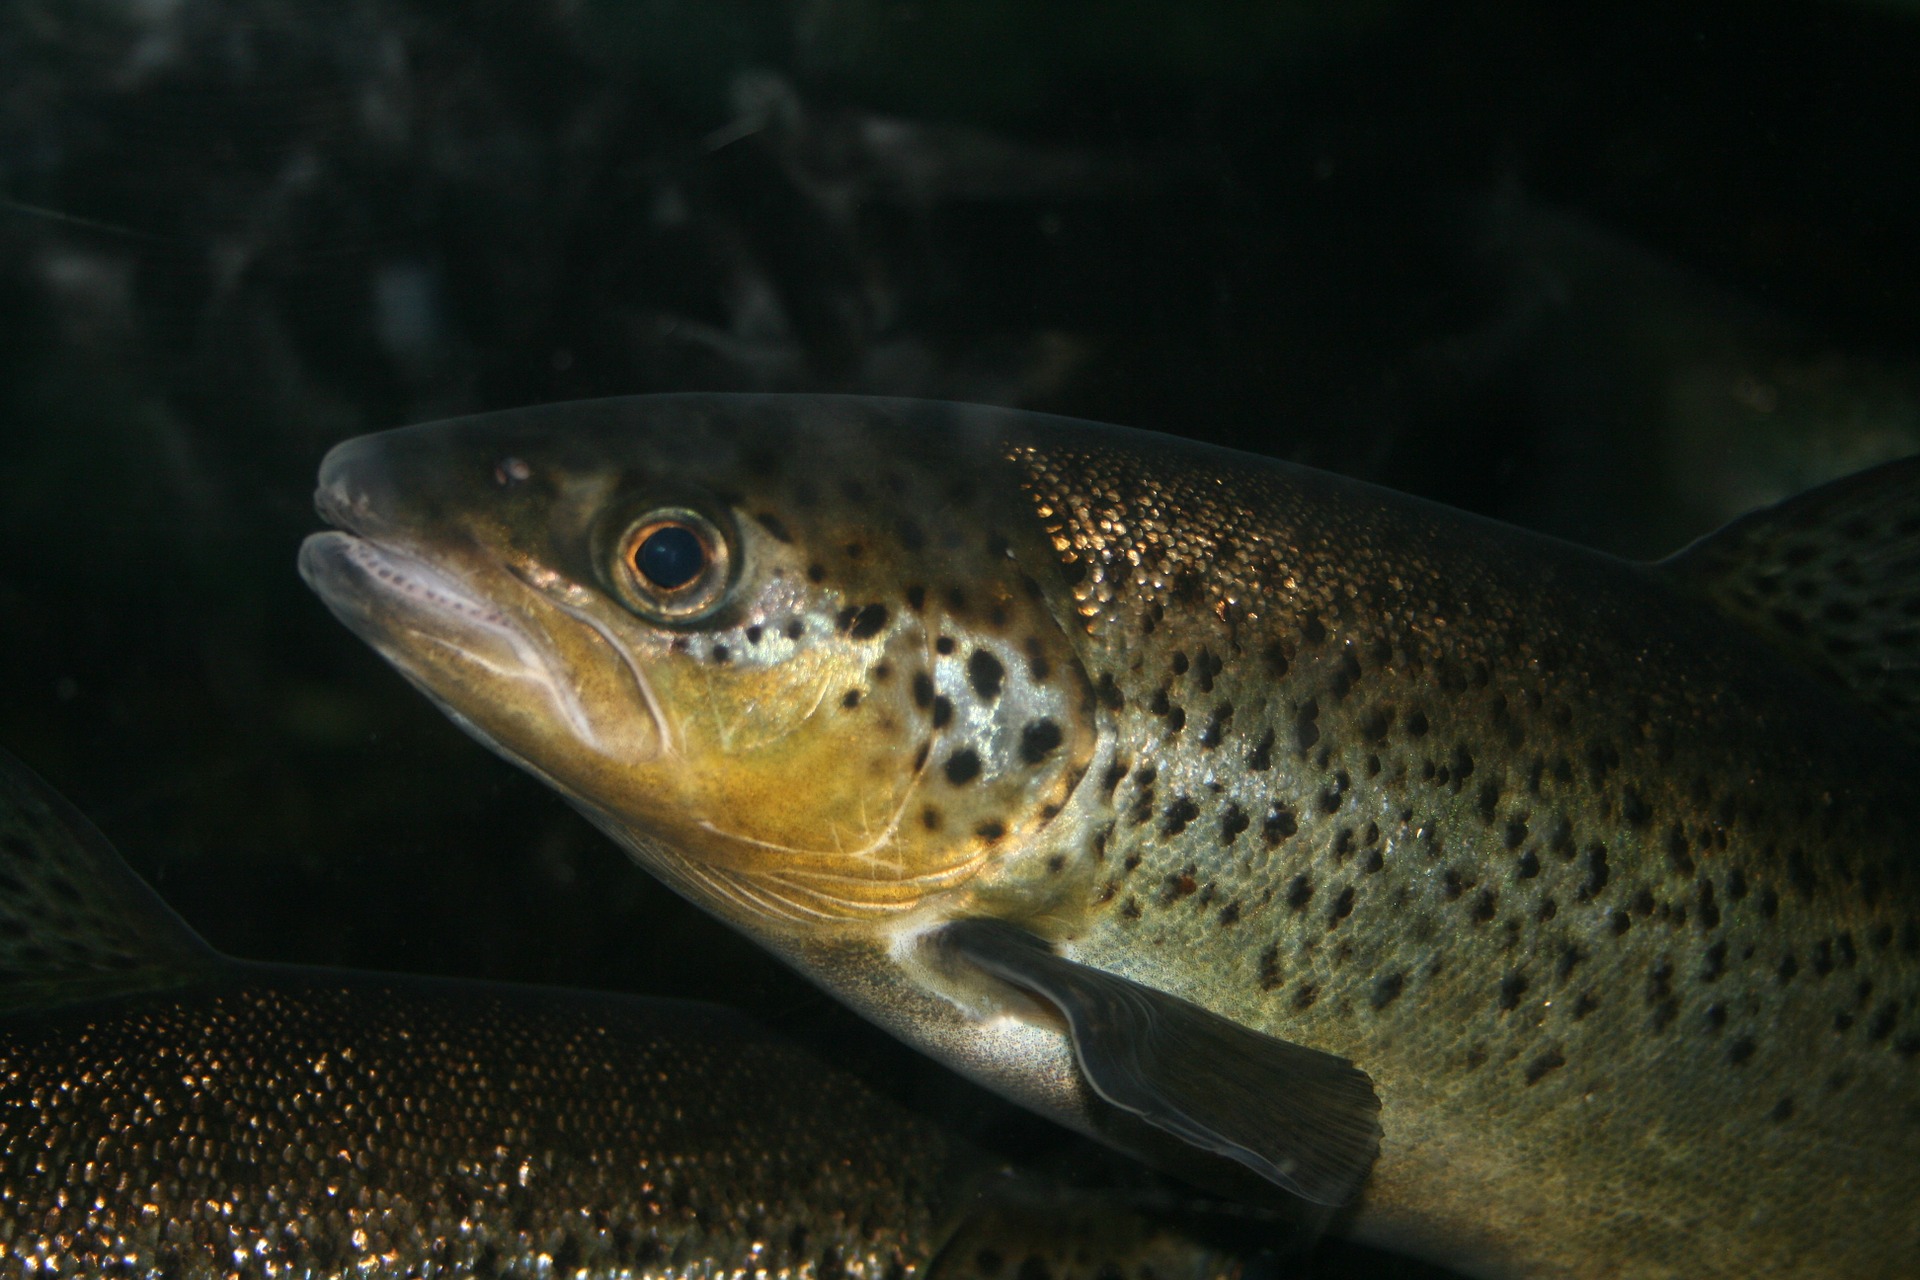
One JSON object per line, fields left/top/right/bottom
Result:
{"left": 0, "top": 752, "right": 1259, "bottom": 1280}
{"left": 301, "top": 394, "right": 1920, "bottom": 1278}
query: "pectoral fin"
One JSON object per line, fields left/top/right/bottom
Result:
{"left": 933, "top": 917, "right": 1380, "bottom": 1207}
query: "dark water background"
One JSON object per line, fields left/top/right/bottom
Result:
{"left": 3, "top": 2, "right": 1917, "bottom": 1273}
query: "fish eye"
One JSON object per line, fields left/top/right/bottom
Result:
{"left": 611, "top": 508, "right": 731, "bottom": 621}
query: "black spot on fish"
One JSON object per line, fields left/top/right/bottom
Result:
{"left": 1371, "top": 972, "right": 1405, "bottom": 1010}
{"left": 1577, "top": 845, "right": 1610, "bottom": 901}
{"left": 1294, "top": 700, "right": 1321, "bottom": 752}
{"left": 1285, "top": 874, "right": 1314, "bottom": 910}
{"left": 1259, "top": 944, "right": 1284, "bottom": 990}
{"left": 931, "top": 697, "right": 953, "bottom": 729}
{"left": 1024, "top": 638, "right": 1051, "bottom": 681}
{"left": 906, "top": 584, "right": 927, "bottom": 612}
{"left": 968, "top": 650, "right": 1005, "bottom": 700}
{"left": 1161, "top": 796, "right": 1199, "bottom": 836}
{"left": 1263, "top": 804, "right": 1297, "bottom": 845}
{"left": 786, "top": 619, "right": 805, "bottom": 640}
{"left": 1293, "top": 982, "right": 1318, "bottom": 1010}
{"left": 1019, "top": 719, "right": 1063, "bottom": 764}
{"left": 1498, "top": 971, "right": 1530, "bottom": 1011}
{"left": 745, "top": 625, "right": 763, "bottom": 644}
{"left": 1701, "top": 940, "right": 1727, "bottom": 981}
{"left": 1318, "top": 771, "right": 1349, "bottom": 814}
{"left": 913, "top": 672, "right": 935, "bottom": 707}
{"left": 1247, "top": 728, "right": 1274, "bottom": 772}
{"left": 841, "top": 690, "right": 862, "bottom": 709}
{"left": 944, "top": 750, "right": 981, "bottom": 785}
{"left": 1728, "top": 1037, "right": 1756, "bottom": 1066}
{"left": 1095, "top": 672, "right": 1124, "bottom": 710}
{"left": 1327, "top": 885, "right": 1355, "bottom": 926}
{"left": 710, "top": 643, "right": 730, "bottom": 663}
{"left": 1515, "top": 850, "right": 1540, "bottom": 880}
{"left": 1523, "top": 1047, "right": 1566, "bottom": 1085}
{"left": 1648, "top": 958, "right": 1673, "bottom": 1004}
{"left": 1406, "top": 710, "right": 1429, "bottom": 737}
{"left": 976, "top": 821, "right": 1006, "bottom": 843}
{"left": 808, "top": 563, "right": 827, "bottom": 583}
{"left": 1666, "top": 826, "right": 1695, "bottom": 877}
{"left": 936, "top": 636, "right": 957, "bottom": 655}
{"left": 1263, "top": 642, "right": 1291, "bottom": 679}
{"left": 1199, "top": 703, "right": 1234, "bottom": 748}
{"left": 1867, "top": 1002, "right": 1899, "bottom": 1041}
{"left": 847, "top": 604, "right": 890, "bottom": 639}
{"left": 1556, "top": 944, "right": 1583, "bottom": 981}
{"left": 1220, "top": 804, "right": 1249, "bottom": 844}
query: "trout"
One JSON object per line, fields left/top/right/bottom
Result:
{"left": 0, "top": 751, "right": 1255, "bottom": 1280}
{"left": 301, "top": 394, "right": 1920, "bottom": 1278}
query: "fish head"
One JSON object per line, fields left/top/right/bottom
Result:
{"left": 300, "top": 395, "right": 1098, "bottom": 939}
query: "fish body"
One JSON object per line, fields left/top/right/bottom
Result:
{"left": 302, "top": 394, "right": 1920, "bottom": 1278}
{"left": 0, "top": 754, "right": 1251, "bottom": 1280}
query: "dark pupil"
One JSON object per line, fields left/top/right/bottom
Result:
{"left": 636, "top": 525, "right": 705, "bottom": 590}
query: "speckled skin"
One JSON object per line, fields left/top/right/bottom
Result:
{"left": 0, "top": 743, "right": 1256, "bottom": 1280}
{"left": 1004, "top": 433, "right": 1920, "bottom": 1277}
{"left": 1, "top": 972, "right": 966, "bottom": 1278}
{"left": 302, "top": 396, "right": 1920, "bottom": 1280}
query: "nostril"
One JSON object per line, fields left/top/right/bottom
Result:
{"left": 314, "top": 435, "right": 404, "bottom": 536}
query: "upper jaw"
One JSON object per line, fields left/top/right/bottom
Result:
{"left": 299, "top": 531, "right": 515, "bottom": 634}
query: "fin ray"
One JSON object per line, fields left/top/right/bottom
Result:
{"left": 934, "top": 917, "right": 1380, "bottom": 1207}
{"left": 1664, "top": 453, "right": 1920, "bottom": 744}
{"left": 0, "top": 751, "right": 219, "bottom": 1014}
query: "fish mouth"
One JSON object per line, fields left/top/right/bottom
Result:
{"left": 300, "top": 445, "right": 670, "bottom": 774}
{"left": 298, "top": 530, "right": 526, "bottom": 659}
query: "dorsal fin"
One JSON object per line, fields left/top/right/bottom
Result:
{"left": 0, "top": 751, "right": 220, "bottom": 1015}
{"left": 1663, "top": 454, "right": 1920, "bottom": 745}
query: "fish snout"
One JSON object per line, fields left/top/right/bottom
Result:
{"left": 313, "top": 432, "right": 413, "bottom": 543}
